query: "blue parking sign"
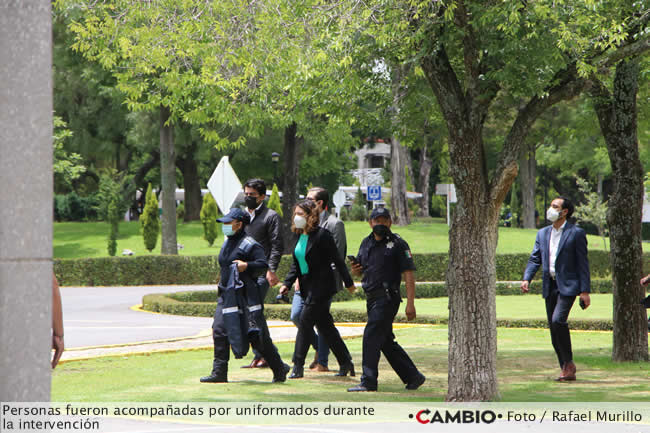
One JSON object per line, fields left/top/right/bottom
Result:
{"left": 367, "top": 185, "right": 382, "bottom": 201}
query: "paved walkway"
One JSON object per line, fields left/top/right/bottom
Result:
{"left": 58, "top": 284, "right": 428, "bottom": 362}
{"left": 60, "top": 318, "right": 369, "bottom": 362}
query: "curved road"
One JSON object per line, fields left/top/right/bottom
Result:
{"left": 61, "top": 285, "right": 215, "bottom": 348}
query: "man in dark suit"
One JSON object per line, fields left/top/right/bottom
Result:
{"left": 521, "top": 196, "right": 591, "bottom": 381}
{"left": 241, "top": 178, "right": 283, "bottom": 369}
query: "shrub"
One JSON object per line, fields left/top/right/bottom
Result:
{"left": 142, "top": 291, "right": 615, "bottom": 330}
{"left": 107, "top": 199, "right": 118, "bottom": 257}
{"left": 141, "top": 183, "right": 160, "bottom": 252}
{"left": 53, "top": 192, "right": 99, "bottom": 221}
{"left": 53, "top": 251, "right": 619, "bottom": 287}
{"left": 200, "top": 192, "right": 218, "bottom": 246}
{"left": 267, "top": 184, "right": 283, "bottom": 217}
{"left": 176, "top": 202, "right": 185, "bottom": 221}
{"left": 55, "top": 255, "right": 220, "bottom": 287}
{"left": 53, "top": 195, "right": 70, "bottom": 221}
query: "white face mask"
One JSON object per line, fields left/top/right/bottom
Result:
{"left": 546, "top": 207, "right": 561, "bottom": 222}
{"left": 294, "top": 215, "right": 307, "bottom": 229}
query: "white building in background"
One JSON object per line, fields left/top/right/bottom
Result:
{"left": 352, "top": 139, "right": 391, "bottom": 187}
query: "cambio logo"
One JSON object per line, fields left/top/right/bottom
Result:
{"left": 410, "top": 409, "right": 498, "bottom": 424}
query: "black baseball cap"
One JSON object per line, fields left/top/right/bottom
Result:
{"left": 370, "top": 207, "right": 391, "bottom": 220}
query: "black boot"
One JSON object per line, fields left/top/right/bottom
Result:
{"left": 201, "top": 337, "right": 228, "bottom": 383}
{"left": 335, "top": 361, "right": 355, "bottom": 377}
{"left": 288, "top": 364, "right": 304, "bottom": 379}
{"left": 273, "top": 363, "right": 291, "bottom": 383}
{"left": 200, "top": 371, "right": 227, "bottom": 383}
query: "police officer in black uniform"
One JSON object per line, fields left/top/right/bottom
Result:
{"left": 348, "top": 207, "right": 426, "bottom": 392}
{"left": 200, "top": 208, "right": 289, "bottom": 384}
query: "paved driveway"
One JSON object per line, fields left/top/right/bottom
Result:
{"left": 61, "top": 285, "right": 215, "bottom": 348}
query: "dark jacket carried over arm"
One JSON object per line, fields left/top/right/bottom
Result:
{"left": 218, "top": 233, "right": 268, "bottom": 357}
{"left": 283, "top": 227, "right": 353, "bottom": 302}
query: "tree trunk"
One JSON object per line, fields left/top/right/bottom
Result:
{"left": 281, "top": 122, "right": 300, "bottom": 253}
{"left": 445, "top": 129, "right": 500, "bottom": 401}
{"left": 421, "top": 36, "right": 584, "bottom": 400}
{"left": 416, "top": 142, "right": 433, "bottom": 218}
{"left": 159, "top": 105, "right": 177, "bottom": 255}
{"left": 177, "top": 142, "right": 202, "bottom": 222}
{"left": 389, "top": 63, "right": 411, "bottom": 226}
{"left": 390, "top": 136, "right": 411, "bottom": 225}
{"left": 519, "top": 141, "right": 537, "bottom": 228}
{"left": 131, "top": 150, "right": 159, "bottom": 219}
{"left": 591, "top": 60, "right": 648, "bottom": 362}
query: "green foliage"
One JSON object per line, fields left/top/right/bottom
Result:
{"left": 96, "top": 169, "right": 131, "bottom": 244}
{"left": 54, "top": 255, "right": 219, "bottom": 287}
{"left": 53, "top": 116, "right": 86, "bottom": 192}
{"left": 53, "top": 193, "right": 98, "bottom": 221}
{"left": 199, "top": 193, "right": 218, "bottom": 247}
{"left": 574, "top": 176, "right": 609, "bottom": 250}
{"left": 430, "top": 194, "right": 447, "bottom": 218}
{"left": 54, "top": 250, "right": 616, "bottom": 287}
{"left": 348, "top": 186, "right": 368, "bottom": 221}
{"left": 267, "top": 184, "right": 283, "bottom": 217}
{"left": 176, "top": 202, "right": 185, "bottom": 221}
{"left": 141, "top": 183, "right": 160, "bottom": 252}
{"left": 143, "top": 288, "right": 617, "bottom": 331}
{"left": 107, "top": 199, "right": 118, "bottom": 257}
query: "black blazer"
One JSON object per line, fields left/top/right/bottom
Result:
{"left": 284, "top": 227, "right": 353, "bottom": 302}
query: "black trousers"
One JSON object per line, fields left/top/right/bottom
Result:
{"left": 250, "top": 277, "right": 277, "bottom": 360}
{"left": 545, "top": 279, "right": 576, "bottom": 368}
{"left": 211, "top": 294, "right": 284, "bottom": 375}
{"left": 360, "top": 295, "right": 420, "bottom": 390}
{"left": 292, "top": 296, "right": 352, "bottom": 368}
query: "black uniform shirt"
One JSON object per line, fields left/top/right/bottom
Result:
{"left": 356, "top": 231, "right": 416, "bottom": 293}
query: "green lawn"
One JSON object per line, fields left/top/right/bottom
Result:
{"left": 51, "top": 326, "right": 650, "bottom": 402}
{"left": 53, "top": 219, "right": 614, "bottom": 259}
{"left": 332, "top": 294, "right": 614, "bottom": 321}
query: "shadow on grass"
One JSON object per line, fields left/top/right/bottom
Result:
{"left": 52, "top": 327, "right": 650, "bottom": 402}
{"left": 53, "top": 243, "right": 97, "bottom": 258}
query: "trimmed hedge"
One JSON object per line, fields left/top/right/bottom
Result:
{"left": 149, "top": 278, "right": 616, "bottom": 308}
{"left": 141, "top": 292, "right": 615, "bottom": 331}
{"left": 55, "top": 255, "right": 219, "bottom": 287}
{"left": 55, "top": 250, "right": 622, "bottom": 287}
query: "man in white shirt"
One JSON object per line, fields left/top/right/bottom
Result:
{"left": 521, "top": 196, "right": 591, "bottom": 382}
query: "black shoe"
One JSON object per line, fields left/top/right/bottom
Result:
{"left": 405, "top": 373, "right": 426, "bottom": 390}
{"left": 200, "top": 373, "right": 227, "bottom": 383}
{"left": 272, "top": 363, "right": 291, "bottom": 383}
{"left": 335, "top": 362, "right": 355, "bottom": 377}
{"left": 347, "top": 384, "right": 376, "bottom": 392}
{"left": 289, "top": 365, "right": 304, "bottom": 379}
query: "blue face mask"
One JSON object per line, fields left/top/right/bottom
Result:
{"left": 222, "top": 224, "right": 235, "bottom": 237}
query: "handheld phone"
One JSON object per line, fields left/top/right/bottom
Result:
{"left": 579, "top": 298, "right": 586, "bottom": 310}
{"left": 347, "top": 255, "right": 358, "bottom": 264}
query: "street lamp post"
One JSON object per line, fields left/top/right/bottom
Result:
{"left": 271, "top": 152, "right": 280, "bottom": 186}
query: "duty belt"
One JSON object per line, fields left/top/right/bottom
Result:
{"left": 365, "top": 285, "right": 399, "bottom": 301}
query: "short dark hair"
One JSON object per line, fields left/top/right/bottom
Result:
{"left": 308, "top": 187, "right": 329, "bottom": 208}
{"left": 244, "top": 178, "right": 266, "bottom": 197}
{"left": 557, "top": 196, "right": 574, "bottom": 219}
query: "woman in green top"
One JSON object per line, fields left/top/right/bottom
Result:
{"left": 280, "top": 200, "right": 357, "bottom": 379}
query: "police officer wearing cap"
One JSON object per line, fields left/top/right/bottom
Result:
{"left": 200, "top": 208, "right": 289, "bottom": 384}
{"left": 347, "top": 207, "right": 426, "bottom": 392}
